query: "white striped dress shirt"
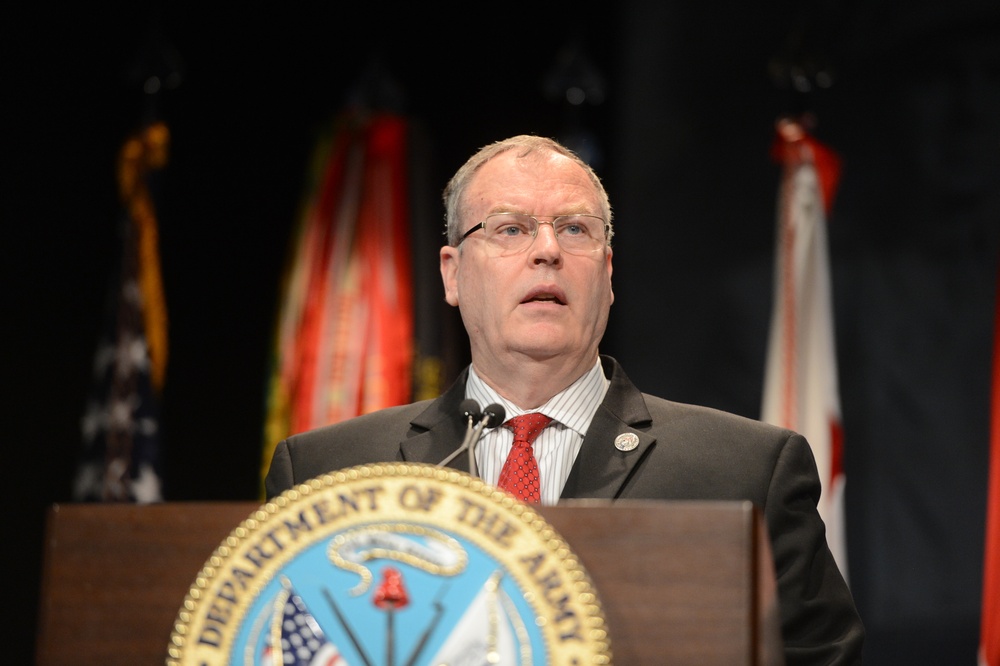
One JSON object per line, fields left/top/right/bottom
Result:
{"left": 466, "top": 359, "right": 610, "bottom": 505}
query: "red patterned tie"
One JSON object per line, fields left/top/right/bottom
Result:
{"left": 497, "top": 413, "right": 552, "bottom": 504}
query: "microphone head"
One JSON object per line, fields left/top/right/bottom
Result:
{"left": 459, "top": 399, "right": 482, "bottom": 421}
{"left": 482, "top": 403, "right": 506, "bottom": 428}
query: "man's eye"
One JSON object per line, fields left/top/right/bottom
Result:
{"left": 560, "top": 223, "right": 585, "bottom": 236}
{"left": 499, "top": 225, "right": 525, "bottom": 237}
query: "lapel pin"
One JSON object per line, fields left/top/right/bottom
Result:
{"left": 614, "top": 432, "right": 639, "bottom": 452}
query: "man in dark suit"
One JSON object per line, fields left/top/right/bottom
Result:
{"left": 266, "top": 134, "right": 864, "bottom": 664}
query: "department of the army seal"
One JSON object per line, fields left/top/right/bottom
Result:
{"left": 167, "top": 462, "right": 612, "bottom": 665}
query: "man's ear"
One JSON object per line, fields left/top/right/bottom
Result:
{"left": 440, "top": 246, "right": 460, "bottom": 306}
{"left": 606, "top": 245, "right": 614, "bottom": 305}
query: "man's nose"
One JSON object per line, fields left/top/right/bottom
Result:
{"left": 531, "top": 221, "right": 562, "bottom": 260}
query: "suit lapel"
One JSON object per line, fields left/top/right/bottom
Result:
{"left": 561, "top": 356, "right": 657, "bottom": 500}
{"left": 399, "top": 369, "right": 472, "bottom": 471}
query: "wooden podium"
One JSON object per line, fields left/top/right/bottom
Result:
{"left": 36, "top": 499, "right": 783, "bottom": 665}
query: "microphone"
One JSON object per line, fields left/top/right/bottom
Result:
{"left": 459, "top": 399, "right": 482, "bottom": 424}
{"left": 437, "top": 401, "right": 507, "bottom": 476}
{"left": 482, "top": 403, "right": 506, "bottom": 428}
{"left": 468, "top": 403, "right": 505, "bottom": 476}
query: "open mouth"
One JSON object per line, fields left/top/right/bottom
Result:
{"left": 522, "top": 289, "right": 566, "bottom": 305}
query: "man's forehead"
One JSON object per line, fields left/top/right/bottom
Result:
{"left": 486, "top": 147, "right": 568, "bottom": 171}
{"left": 456, "top": 149, "right": 601, "bottom": 228}
{"left": 469, "top": 150, "right": 591, "bottom": 196}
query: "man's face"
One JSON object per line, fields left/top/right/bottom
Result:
{"left": 439, "top": 149, "right": 614, "bottom": 375}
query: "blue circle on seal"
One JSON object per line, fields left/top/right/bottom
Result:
{"left": 232, "top": 522, "right": 545, "bottom": 665}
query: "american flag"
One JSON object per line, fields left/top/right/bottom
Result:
{"left": 74, "top": 122, "right": 169, "bottom": 504}
{"left": 264, "top": 586, "right": 348, "bottom": 666}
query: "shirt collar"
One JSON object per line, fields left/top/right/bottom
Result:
{"left": 465, "top": 359, "right": 610, "bottom": 437}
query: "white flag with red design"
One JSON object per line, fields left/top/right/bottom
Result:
{"left": 761, "top": 119, "right": 848, "bottom": 581}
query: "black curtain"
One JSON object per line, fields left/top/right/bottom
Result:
{"left": 606, "top": 1, "right": 1000, "bottom": 662}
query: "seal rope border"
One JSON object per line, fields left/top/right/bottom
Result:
{"left": 166, "top": 462, "right": 612, "bottom": 665}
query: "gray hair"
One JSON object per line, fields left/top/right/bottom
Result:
{"left": 442, "top": 135, "right": 614, "bottom": 246}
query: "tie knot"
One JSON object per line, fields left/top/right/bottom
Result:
{"left": 505, "top": 413, "right": 553, "bottom": 446}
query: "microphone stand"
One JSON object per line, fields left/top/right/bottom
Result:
{"left": 437, "top": 403, "right": 506, "bottom": 476}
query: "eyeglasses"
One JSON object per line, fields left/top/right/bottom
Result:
{"left": 458, "top": 213, "right": 608, "bottom": 256}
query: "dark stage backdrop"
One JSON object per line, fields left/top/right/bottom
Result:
{"left": 606, "top": 2, "right": 1000, "bottom": 663}
{"left": 6, "top": 1, "right": 1000, "bottom": 663}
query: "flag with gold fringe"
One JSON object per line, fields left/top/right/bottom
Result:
{"left": 761, "top": 118, "right": 848, "bottom": 580}
{"left": 262, "top": 113, "right": 416, "bottom": 491}
{"left": 75, "top": 121, "right": 169, "bottom": 503}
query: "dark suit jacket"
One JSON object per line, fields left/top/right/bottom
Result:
{"left": 266, "top": 356, "right": 864, "bottom": 665}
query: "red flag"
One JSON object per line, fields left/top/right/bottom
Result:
{"left": 981, "top": 263, "right": 1000, "bottom": 666}
{"left": 761, "top": 118, "right": 848, "bottom": 580}
{"left": 261, "top": 113, "right": 413, "bottom": 490}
